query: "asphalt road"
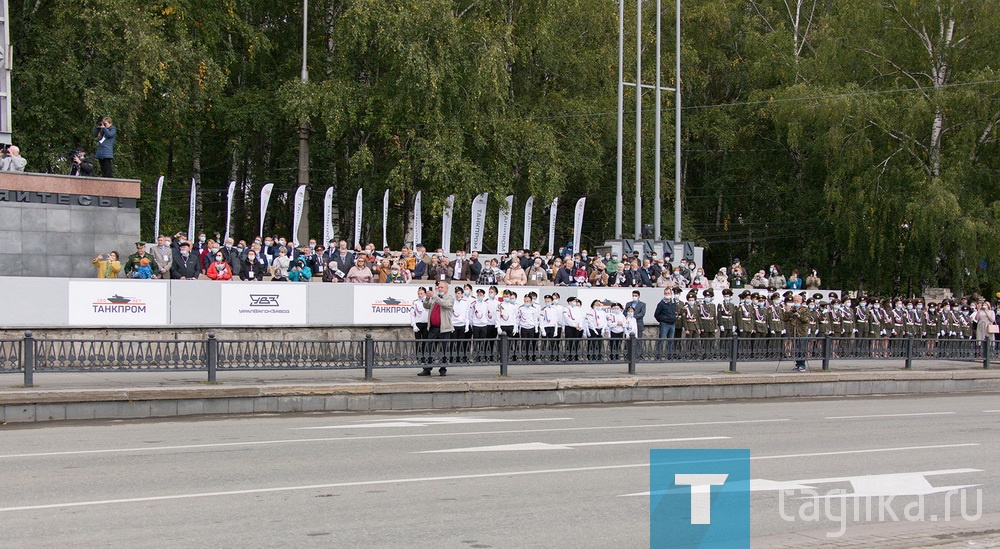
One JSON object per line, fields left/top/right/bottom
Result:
{"left": 0, "top": 393, "right": 997, "bottom": 548}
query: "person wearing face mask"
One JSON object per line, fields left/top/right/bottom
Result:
{"left": 680, "top": 291, "right": 700, "bottom": 355}
{"left": 411, "top": 287, "right": 431, "bottom": 364}
{"left": 270, "top": 248, "right": 291, "bottom": 281}
{"left": 322, "top": 261, "right": 346, "bottom": 283}
{"left": 735, "top": 290, "right": 754, "bottom": 337}
{"left": 386, "top": 263, "right": 406, "bottom": 283}
{"left": 781, "top": 295, "right": 811, "bottom": 371}
{"left": 767, "top": 266, "right": 786, "bottom": 290}
{"left": 194, "top": 232, "right": 209, "bottom": 256}
{"left": 240, "top": 250, "right": 268, "bottom": 281}
{"left": 606, "top": 303, "right": 626, "bottom": 360}
{"left": 583, "top": 299, "right": 607, "bottom": 361}
{"left": 717, "top": 288, "right": 736, "bottom": 338}
{"left": 527, "top": 258, "right": 549, "bottom": 285}
{"left": 624, "top": 305, "right": 639, "bottom": 339}
{"left": 539, "top": 295, "right": 561, "bottom": 361}
{"left": 516, "top": 292, "right": 541, "bottom": 361}
{"left": 562, "top": 297, "right": 585, "bottom": 360}
{"left": 496, "top": 290, "right": 519, "bottom": 339}
{"left": 170, "top": 241, "right": 201, "bottom": 279}
{"left": 206, "top": 251, "right": 233, "bottom": 281}
{"left": 698, "top": 290, "right": 719, "bottom": 355}
{"left": 653, "top": 288, "right": 680, "bottom": 360}
{"left": 450, "top": 287, "right": 473, "bottom": 362}
{"left": 470, "top": 289, "right": 495, "bottom": 361}
{"left": 904, "top": 300, "right": 920, "bottom": 337}
{"left": 151, "top": 235, "right": 174, "bottom": 279}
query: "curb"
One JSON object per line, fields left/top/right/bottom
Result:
{"left": 3, "top": 370, "right": 1000, "bottom": 423}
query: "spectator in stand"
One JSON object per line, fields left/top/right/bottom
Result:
{"left": 768, "top": 265, "right": 786, "bottom": 289}
{"left": 92, "top": 251, "right": 121, "bottom": 278}
{"left": 436, "top": 256, "right": 454, "bottom": 282}
{"left": 468, "top": 251, "right": 483, "bottom": 282}
{"left": 206, "top": 251, "right": 233, "bottom": 280}
{"left": 572, "top": 261, "right": 589, "bottom": 287}
{"left": 504, "top": 258, "right": 527, "bottom": 285}
{"left": 288, "top": 258, "right": 311, "bottom": 282}
{"left": 346, "top": 257, "right": 374, "bottom": 283}
{"left": 151, "top": 235, "right": 173, "bottom": 280}
{"left": 0, "top": 145, "right": 26, "bottom": 172}
{"left": 711, "top": 268, "right": 730, "bottom": 290}
{"left": 729, "top": 259, "right": 746, "bottom": 288}
{"left": 270, "top": 248, "right": 291, "bottom": 281}
{"left": 323, "top": 261, "right": 346, "bottom": 282}
{"left": 451, "top": 250, "right": 472, "bottom": 282}
{"left": 605, "top": 253, "right": 620, "bottom": 275}
{"left": 655, "top": 266, "right": 673, "bottom": 288}
{"left": 975, "top": 301, "right": 996, "bottom": 341}
{"left": 240, "top": 249, "right": 268, "bottom": 281}
{"left": 125, "top": 242, "right": 159, "bottom": 279}
{"left": 805, "top": 270, "right": 821, "bottom": 290}
{"left": 376, "top": 258, "right": 393, "bottom": 283}
{"left": 132, "top": 257, "right": 153, "bottom": 279}
{"left": 171, "top": 242, "right": 201, "bottom": 279}
{"left": 93, "top": 117, "right": 117, "bottom": 177}
{"left": 671, "top": 265, "right": 688, "bottom": 289}
{"left": 750, "top": 269, "right": 768, "bottom": 288}
{"left": 633, "top": 260, "right": 652, "bottom": 287}
{"left": 386, "top": 263, "right": 406, "bottom": 283}
{"left": 786, "top": 269, "right": 802, "bottom": 289}
{"left": 590, "top": 259, "right": 610, "bottom": 287}
{"left": 527, "top": 257, "right": 548, "bottom": 285}
{"left": 477, "top": 258, "right": 501, "bottom": 285}
{"left": 554, "top": 259, "right": 575, "bottom": 286}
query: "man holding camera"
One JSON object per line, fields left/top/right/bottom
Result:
{"left": 69, "top": 147, "right": 94, "bottom": 176}
{"left": 93, "top": 117, "right": 117, "bottom": 177}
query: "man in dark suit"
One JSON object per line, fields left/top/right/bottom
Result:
{"left": 452, "top": 250, "right": 471, "bottom": 282}
{"left": 334, "top": 240, "right": 355, "bottom": 275}
{"left": 171, "top": 242, "right": 202, "bottom": 279}
{"left": 468, "top": 251, "right": 483, "bottom": 282}
{"left": 629, "top": 290, "right": 647, "bottom": 337}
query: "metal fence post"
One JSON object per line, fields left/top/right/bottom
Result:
{"left": 364, "top": 333, "right": 375, "bottom": 380}
{"left": 499, "top": 333, "right": 509, "bottom": 376}
{"left": 904, "top": 334, "right": 914, "bottom": 370}
{"left": 983, "top": 337, "right": 992, "bottom": 370}
{"left": 22, "top": 330, "right": 34, "bottom": 387}
{"left": 206, "top": 332, "right": 218, "bottom": 382}
{"left": 822, "top": 334, "right": 831, "bottom": 371}
{"left": 729, "top": 331, "right": 738, "bottom": 373}
{"left": 627, "top": 335, "right": 637, "bottom": 375}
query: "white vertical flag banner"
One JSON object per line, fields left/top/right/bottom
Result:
{"left": 413, "top": 191, "right": 422, "bottom": 248}
{"left": 548, "top": 197, "right": 558, "bottom": 255}
{"left": 382, "top": 189, "right": 390, "bottom": 249}
{"left": 573, "top": 197, "right": 586, "bottom": 256}
{"left": 522, "top": 196, "right": 534, "bottom": 251}
{"left": 323, "top": 187, "right": 334, "bottom": 246}
{"left": 497, "top": 194, "right": 513, "bottom": 254}
{"left": 291, "top": 185, "right": 306, "bottom": 247}
{"left": 224, "top": 180, "right": 236, "bottom": 243}
{"left": 354, "top": 188, "right": 364, "bottom": 248}
{"left": 470, "top": 192, "right": 489, "bottom": 252}
{"left": 441, "top": 194, "right": 455, "bottom": 253}
{"left": 259, "top": 183, "right": 274, "bottom": 237}
{"left": 187, "top": 178, "right": 197, "bottom": 241}
{"left": 153, "top": 175, "right": 164, "bottom": 241}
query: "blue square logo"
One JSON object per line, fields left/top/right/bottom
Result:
{"left": 650, "top": 449, "right": 750, "bottom": 548}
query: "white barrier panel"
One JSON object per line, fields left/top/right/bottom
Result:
{"left": 220, "top": 283, "right": 308, "bottom": 326}
{"left": 354, "top": 285, "right": 418, "bottom": 326}
{"left": 68, "top": 280, "right": 169, "bottom": 326}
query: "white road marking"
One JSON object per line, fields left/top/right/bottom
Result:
{"left": 983, "top": 410, "right": 1000, "bottom": 413}
{"left": 823, "top": 412, "right": 956, "bottom": 420}
{"left": 293, "top": 417, "right": 574, "bottom": 430}
{"left": 0, "top": 419, "right": 788, "bottom": 460}
{"left": 416, "top": 436, "right": 729, "bottom": 453}
{"left": 619, "top": 468, "right": 984, "bottom": 497}
{"left": 0, "top": 443, "right": 979, "bottom": 513}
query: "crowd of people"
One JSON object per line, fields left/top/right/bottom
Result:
{"left": 97, "top": 232, "right": 833, "bottom": 292}
{"left": 403, "top": 279, "right": 999, "bottom": 375}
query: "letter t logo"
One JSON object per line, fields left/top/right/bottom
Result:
{"left": 674, "top": 474, "right": 729, "bottom": 524}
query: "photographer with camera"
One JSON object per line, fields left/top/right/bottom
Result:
{"left": 92, "top": 116, "right": 117, "bottom": 177}
{"left": 0, "top": 145, "right": 27, "bottom": 172}
{"left": 69, "top": 147, "right": 94, "bottom": 176}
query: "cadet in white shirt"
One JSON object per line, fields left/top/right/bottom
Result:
{"left": 410, "top": 287, "right": 431, "bottom": 364}
{"left": 539, "top": 294, "right": 561, "bottom": 361}
{"left": 517, "top": 292, "right": 541, "bottom": 361}
{"left": 606, "top": 303, "right": 626, "bottom": 360}
{"left": 470, "top": 288, "right": 494, "bottom": 361}
{"left": 497, "top": 289, "right": 519, "bottom": 337}
{"left": 585, "top": 299, "right": 607, "bottom": 361}
{"left": 451, "top": 287, "right": 472, "bottom": 362}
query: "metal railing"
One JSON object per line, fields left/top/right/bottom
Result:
{"left": 1, "top": 331, "right": 992, "bottom": 386}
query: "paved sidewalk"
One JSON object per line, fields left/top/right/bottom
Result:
{"left": 0, "top": 358, "right": 990, "bottom": 391}
{"left": 756, "top": 512, "right": 1000, "bottom": 548}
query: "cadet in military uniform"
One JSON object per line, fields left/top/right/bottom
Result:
{"left": 781, "top": 295, "right": 812, "bottom": 371}
{"left": 699, "top": 289, "right": 719, "bottom": 357}
{"left": 717, "top": 288, "right": 737, "bottom": 338}
{"left": 680, "top": 291, "right": 701, "bottom": 354}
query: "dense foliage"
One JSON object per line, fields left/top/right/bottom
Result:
{"left": 10, "top": 0, "right": 1000, "bottom": 295}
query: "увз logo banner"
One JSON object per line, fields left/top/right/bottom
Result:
{"left": 650, "top": 449, "right": 750, "bottom": 548}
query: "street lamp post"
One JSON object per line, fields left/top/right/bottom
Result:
{"left": 296, "top": 0, "right": 310, "bottom": 246}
